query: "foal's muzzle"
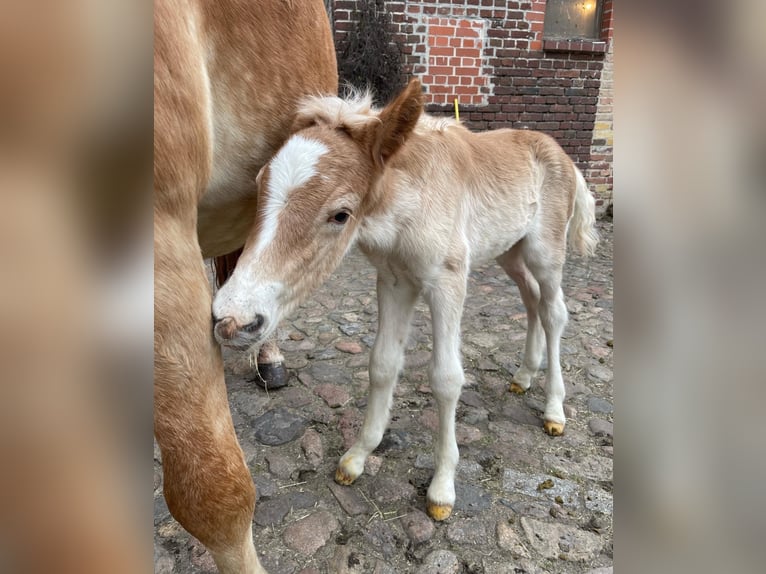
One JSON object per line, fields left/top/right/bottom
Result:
{"left": 213, "top": 314, "right": 265, "bottom": 345}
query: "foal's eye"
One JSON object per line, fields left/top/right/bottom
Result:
{"left": 329, "top": 211, "right": 350, "bottom": 225}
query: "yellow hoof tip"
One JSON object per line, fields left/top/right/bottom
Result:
{"left": 544, "top": 421, "right": 565, "bottom": 436}
{"left": 334, "top": 467, "right": 356, "bottom": 486}
{"left": 509, "top": 382, "right": 527, "bottom": 395}
{"left": 426, "top": 502, "right": 453, "bottom": 521}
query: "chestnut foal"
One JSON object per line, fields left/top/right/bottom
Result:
{"left": 154, "top": 1, "right": 336, "bottom": 571}
{"left": 213, "top": 79, "right": 599, "bottom": 521}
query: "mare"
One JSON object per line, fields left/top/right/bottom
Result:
{"left": 154, "top": 1, "right": 337, "bottom": 571}
{"left": 212, "top": 79, "right": 599, "bottom": 521}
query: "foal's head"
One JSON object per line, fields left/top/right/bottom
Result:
{"left": 212, "top": 80, "right": 424, "bottom": 348}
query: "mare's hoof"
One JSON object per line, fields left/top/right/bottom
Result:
{"left": 335, "top": 466, "right": 357, "bottom": 486}
{"left": 254, "top": 362, "right": 289, "bottom": 390}
{"left": 509, "top": 382, "right": 527, "bottom": 395}
{"left": 426, "top": 501, "right": 453, "bottom": 521}
{"left": 543, "top": 420, "right": 565, "bottom": 436}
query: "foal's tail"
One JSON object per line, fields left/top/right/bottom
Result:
{"left": 568, "top": 167, "right": 600, "bottom": 257}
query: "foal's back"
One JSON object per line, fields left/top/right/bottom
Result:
{"left": 393, "top": 123, "right": 578, "bottom": 264}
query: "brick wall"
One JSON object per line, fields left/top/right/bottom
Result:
{"left": 331, "top": 1, "right": 614, "bottom": 212}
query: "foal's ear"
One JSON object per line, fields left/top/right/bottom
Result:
{"left": 371, "top": 79, "right": 424, "bottom": 169}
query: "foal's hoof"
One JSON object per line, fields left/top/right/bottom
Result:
{"left": 254, "top": 362, "right": 289, "bottom": 390}
{"left": 509, "top": 382, "right": 527, "bottom": 395}
{"left": 426, "top": 501, "right": 453, "bottom": 521}
{"left": 334, "top": 466, "right": 357, "bottom": 486}
{"left": 543, "top": 420, "right": 565, "bottom": 436}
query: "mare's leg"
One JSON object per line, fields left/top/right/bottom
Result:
{"left": 422, "top": 268, "right": 468, "bottom": 521}
{"left": 336, "top": 269, "right": 419, "bottom": 485}
{"left": 155, "top": 215, "right": 264, "bottom": 574}
{"left": 496, "top": 240, "right": 545, "bottom": 394}
{"left": 523, "top": 241, "right": 569, "bottom": 436}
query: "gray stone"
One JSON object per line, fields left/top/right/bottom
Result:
{"left": 446, "top": 516, "right": 489, "bottom": 545}
{"left": 501, "top": 404, "right": 543, "bottom": 427}
{"left": 154, "top": 495, "right": 170, "bottom": 526}
{"left": 265, "top": 451, "right": 299, "bottom": 479}
{"left": 328, "top": 481, "right": 370, "bottom": 516}
{"left": 310, "top": 361, "right": 352, "bottom": 385}
{"left": 565, "top": 382, "right": 593, "bottom": 397}
{"left": 313, "top": 347, "right": 340, "bottom": 360}
{"left": 585, "top": 488, "right": 613, "bottom": 514}
{"left": 543, "top": 453, "right": 613, "bottom": 482}
{"left": 252, "top": 408, "right": 307, "bottom": 446}
{"left": 459, "top": 389, "right": 485, "bottom": 408}
{"left": 400, "top": 508, "right": 435, "bottom": 544}
{"left": 370, "top": 476, "right": 416, "bottom": 504}
{"left": 328, "top": 545, "right": 368, "bottom": 574}
{"left": 496, "top": 520, "right": 531, "bottom": 557}
{"left": 503, "top": 469, "right": 580, "bottom": 508}
{"left": 586, "top": 568, "right": 613, "bottom": 574}
{"left": 283, "top": 510, "right": 339, "bottom": 555}
{"left": 254, "top": 474, "right": 279, "bottom": 500}
{"left": 300, "top": 428, "right": 323, "bottom": 468}
{"left": 260, "top": 554, "right": 298, "bottom": 574}
{"left": 504, "top": 500, "right": 551, "bottom": 519}
{"left": 372, "top": 560, "right": 397, "bottom": 574}
{"left": 416, "top": 550, "right": 460, "bottom": 574}
{"left": 363, "top": 519, "right": 398, "bottom": 559}
{"left": 587, "top": 396, "right": 614, "bottom": 413}
{"left": 339, "top": 323, "right": 362, "bottom": 336}
{"left": 588, "top": 418, "right": 614, "bottom": 438}
{"left": 586, "top": 364, "right": 612, "bottom": 383}
{"left": 482, "top": 557, "right": 550, "bottom": 574}
{"left": 277, "top": 386, "right": 313, "bottom": 408}
{"left": 460, "top": 406, "right": 489, "bottom": 425}
{"left": 253, "top": 491, "right": 318, "bottom": 526}
{"left": 520, "top": 517, "right": 603, "bottom": 561}
{"left": 477, "top": 358, "right": 500, "bottom": 371}
{"left": 154, "top": 542, "right": 174, "bottom": 574}
{"left": 454, "top": 482, "right": 493, "bottom": 515}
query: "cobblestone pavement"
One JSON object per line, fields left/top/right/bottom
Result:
{"left": 154, "top": 220, "right": 613, "bottom": 574}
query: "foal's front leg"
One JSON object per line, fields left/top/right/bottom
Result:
{"left": 422, "top": 271, "right": 467, "bottom": 521}
{"left": 335, "top": 270, "right": 419, "bottom": 485}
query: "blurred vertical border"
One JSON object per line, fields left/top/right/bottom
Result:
{"left": 617, "top": 0, "right": 765, "bottom": 573}
{"left": 0, "top": 1, "right": 152, "bottom": 572}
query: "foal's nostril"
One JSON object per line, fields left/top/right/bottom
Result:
{"left": 243, "top": 314, "right": 265, "bottom": 333}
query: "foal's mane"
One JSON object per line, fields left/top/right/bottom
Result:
{"left": 296, "top": 87, "right": 462, "bottom": 136}
{"left": 296, "top": 88, "right": 379, "bottom": 131}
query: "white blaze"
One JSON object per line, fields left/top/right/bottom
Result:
{"left": 254, "top": 135, "right": 328, "bottom": 254}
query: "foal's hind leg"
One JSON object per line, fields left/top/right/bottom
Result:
{"left": 523, "top": 244, "right": 569, "bottom": 436}
{"left": 497, "top": 241, "right": 545, "bottom": 395}
{"left": 336, "top": 269, "right": 419, "bottom": 485}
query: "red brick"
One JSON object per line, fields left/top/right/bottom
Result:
{"left": 429, "top": 26, "right": 455, "bottom": 37}
{"left": 456, "top": 26, "right": 479, "bottom": 38}
{"left": 430, "top": 47, "right": 454, "bottom": 57}
{"left": 428, "top": 66, "right": 453, "bottom": 76}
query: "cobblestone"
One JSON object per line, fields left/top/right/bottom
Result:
{"left": 154, "top": 221, "right": 613, "bottom": 573}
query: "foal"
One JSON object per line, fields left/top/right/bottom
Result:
{"left": 213, "top": 79, "right": 599, "bottom": 521}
